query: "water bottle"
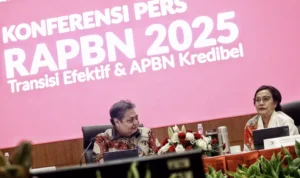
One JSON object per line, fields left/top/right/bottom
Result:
{"left": 217, "top": 126, "right": 230, "bottom": 154}
{"left": 4, "top": 152, "right": 10, "bottom": 165}
{"left": 197, "top": 123, "right": 203, "bottom": 135}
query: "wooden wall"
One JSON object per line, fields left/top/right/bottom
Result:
{"left": 0, "top": 113, "right": 255, "bottom": 168}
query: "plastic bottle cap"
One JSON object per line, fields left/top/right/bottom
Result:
{"left": 4, "top": 152, "right": 9, "bottom": 157}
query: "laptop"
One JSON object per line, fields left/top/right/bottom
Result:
{"left": 103, "top": 149, "right": 138, "bottom": 162}
{"left": 253, "top": 126, "right": 290, "bottom": 150}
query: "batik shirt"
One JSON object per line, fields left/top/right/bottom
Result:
{"left": 92, "top": 127, "right": 161, "bottom": 163}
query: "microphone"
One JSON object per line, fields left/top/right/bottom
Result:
{"left": 79, "top": 137, "right": 96, "bottom": 166}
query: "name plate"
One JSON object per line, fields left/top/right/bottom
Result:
{"left": 264, "top": 135, "right": 300, "bottom": 149}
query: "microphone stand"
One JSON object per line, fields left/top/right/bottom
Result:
{"left": 79, "top": 138, "right": 95, "bottom": 166}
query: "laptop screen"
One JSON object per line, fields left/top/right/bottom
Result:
{"left": 103, "top": 149, "right": 138, "bottom": 162}
{"left": 253, "top": 126, "right": 289, "bottom": 150}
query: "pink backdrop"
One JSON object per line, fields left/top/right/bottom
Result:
{"left": 0, "top": 0, "right": 299, "bottom": 148}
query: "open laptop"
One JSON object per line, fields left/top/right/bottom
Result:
{"left": 103, "top": 149, "right": 138, "bottom": 162}
{"left": 253, "top": 126, "right": 289, "bottom": 150}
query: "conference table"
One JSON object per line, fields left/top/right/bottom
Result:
{"left": 202, "top": 145, "right": 297, "bottom": 173}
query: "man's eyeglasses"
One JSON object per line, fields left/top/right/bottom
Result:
{"left": 254, "top": 96, "right": 272, "bottom": 104}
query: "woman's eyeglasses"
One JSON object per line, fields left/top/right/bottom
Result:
{"left": 254, "top": 96, "right": 272, "bottom": 104}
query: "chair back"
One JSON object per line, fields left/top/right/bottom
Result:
{"left": 81, "top": 124, "right": 143, "bottom": 164}
{"left": 282, "top": 101, "right": 300, "bottom": 131}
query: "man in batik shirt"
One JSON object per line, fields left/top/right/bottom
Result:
{"left": 92, "top": 100, "right": 161, "bottom": 163}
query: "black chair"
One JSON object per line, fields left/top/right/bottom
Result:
{"left": 82, "top": 124, "right": 143, "bottom": 164}
{"left": 281, "top": 100, "right": 300, "bottom": 132}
